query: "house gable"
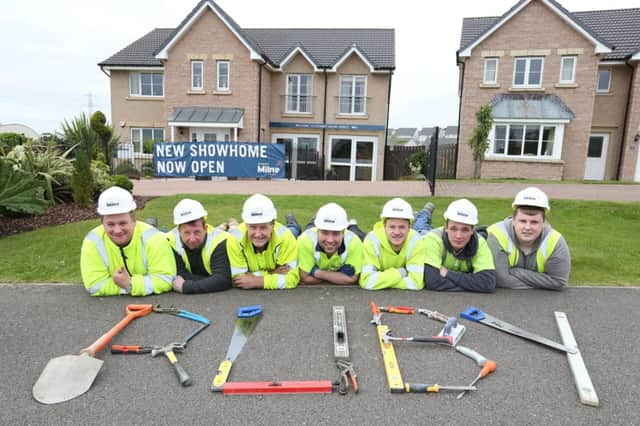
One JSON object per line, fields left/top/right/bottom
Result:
{"left": 279, "top": 46, "right": 319, "bottom": 72}
{"left": 458, "top": 0, "right": 611, "bottom": 59}
{"left": 155, "top": 0, "right": 263, "bottom": 62}
{"left": 331, "top": 45, "right": 376, "bottom": 73}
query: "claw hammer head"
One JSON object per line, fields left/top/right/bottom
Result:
{"left": 151, "top": 342, "right": 185, "bottom": 357}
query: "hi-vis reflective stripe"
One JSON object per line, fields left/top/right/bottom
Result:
{"left": 404, "top": 276, "right": 418, "bottom": 290}
{"left": 153, "top": 274, "right": 174, "bottom": 284}
{"left": 205, "top": 228, "right": 224, "bottom": 252}
{"left": 143, "top": 276, "right": 154, "bottom": 295}
{"left": 341, "top": 232, "right": 354, "bottom": 263}
{"left": 230, "top": 228, "right": 243, "bottom": 243}
{"left": 231, "top": 266, "right": 248, "bottom": 275}
{"left": 406, "top": 264, "right": 423, "bottom": 273}
{"left": 277, "top": 274, "right": 286, "bottom": 289}
{"left": 405, "top": 235, "right": 419, "bottom": 260}
{"left": 173, "top": 229, "right": 185, "bottom": 256}
{"left": 365, "top": 272, "right": 378, "bottom": 290}
{"left": 87, "top": 278, "right": 109, "bottom": 295}
{"left": 494, "top": 222, "right": 515, "bottom": 253}
{"left": 367, "top": 233, "right": 381, "bottom": 258}
{"left": 87, "top": 232, "right": 110, "bottom": 269}
{"left": 141, "top": 228, "right": 159, "bottom": 270}
{"left": 276, "top": 226, "right": 286, "bottom": 237}
{"left": 361, "top": 265, "right": 376, "bottom": 273}
{"left": 287, "top": 261, "right": 298, "bottom": 269}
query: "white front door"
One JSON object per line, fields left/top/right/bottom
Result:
{"left": 190, "top": 127, "right": 230, "bottom": 142}
{"left": 584, "top": 134, "right": 608, "bottom": 180}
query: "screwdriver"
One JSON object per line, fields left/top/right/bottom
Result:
{"left": 457, "top": 360, "right": 497, "bottom": 399}
{"left": 405, "top": 383, "right": 477, "bottom": 393}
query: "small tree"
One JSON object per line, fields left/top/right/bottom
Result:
{"left": 62, "top": 114, "right": 96, "bottom": 205}
{"left": 90, "top": 110, "right": 118, "bottom": 161}
{"left": 468, "top": 104, "right": 493, "bottom": 179}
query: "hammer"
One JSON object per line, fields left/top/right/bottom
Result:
{"left": 151, "top": 342, "right": 193, "bottom": 386}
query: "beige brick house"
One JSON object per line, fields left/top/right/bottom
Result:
{"left": 457, "top": 0, "right": 640, "bottom": 181}
{"left": 98, "top": 0, "right": 394, "bottom": 181}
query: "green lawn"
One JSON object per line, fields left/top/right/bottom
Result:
{"left": 1, "top": 194, "right": 638, "bottom": 286}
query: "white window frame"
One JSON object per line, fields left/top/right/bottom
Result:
{"left": 217, "top": 61, "right": 230, "bottom": 91}
{"left": 129, "top": 72, "right": 164, "bottom": 97}
{"left": 483, "top": 58, "right": 499, "bottom": 84}
{"left": 191, "top": 61, "right": 203, "bottom": 91}
{"left": 285, "top": 74, "right": 313, "bottom": 114}
{"left": 486, "top": 121, "right": 565, "bottom": 160}
{"left": 559, "top": 56, "right": 576, "bottom": 84}
{"left": 130, "top": 127, "right": 164, "bottom": 153}
{"left": 512, "top": 57, "right": 544, "bottom": 88}
{"left": 597, "top": 68, "right": 611, "bottom": 92}
{"left": 328, "top": 135, "right": 377, "bottom": 181}
{"left": 339, "top": 75, "right": 367, "bottom": 115}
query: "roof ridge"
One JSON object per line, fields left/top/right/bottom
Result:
{"left": 244, "top": 27, "right": 393, "bottom": 31}
{"left": 574, "top": 7, "right": 640, "bottom": 13}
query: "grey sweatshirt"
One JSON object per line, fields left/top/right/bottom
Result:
{"left": 487, "top": 217, "right": 570, "bottom": 290}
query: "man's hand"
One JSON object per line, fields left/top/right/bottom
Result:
{"left": 172, "top": 275, "right": 185, "bottom": 293}
{"left": 234, "top": 274, "right": 264, "bottom": 289}
{"left": 271, "top": 265, "right": 290, "bottom": 274}
{"left": 439, "top": 265, "right": 448, "bottom": 278}
{"left": 113, "top": 267, "right": 132, "bottom": 292}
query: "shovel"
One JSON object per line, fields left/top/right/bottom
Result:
{"left": 211, "top": 305, "right": 263, "bottom": 391}
{"left": 33, "top": 304, "right": 153, "bottom": 404}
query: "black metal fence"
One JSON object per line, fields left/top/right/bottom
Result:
{"left": 110, "top": 144, "right": 154, "bottom": 179}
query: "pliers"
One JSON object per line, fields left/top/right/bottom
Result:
{"left": 336, "top": 360, "right": 358, "bottom": 395}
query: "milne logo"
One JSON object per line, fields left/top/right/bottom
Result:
{"left": 106, "top": 202, "right": 120, "bottom": 207}
{"left": 457, "top": 211, "right": 469, "bottom": 217}
{"left": 257, "top": 163, "right": 280, "bottom": 175}
{"left": 180, "top": 210, "right": 192, "bottom": 216}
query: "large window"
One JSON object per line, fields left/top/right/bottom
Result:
{"left": 329, "top": 136, "right": 376, "bottom": 180}
{"left": 489, "top": 123, "right": 560, "bottom": 159}
{"left": 559, "top": 56, "right": 576, "bottom": 84}
{"left": 129, "top": 72, "right": 163, "bottom": 97}
{"left": 285, "top": 74, "right": 312, "bottom": 113}
{"left": 513, "top": 57, "right": 544, "bottom": 88}
{"left": 483, "top": 58, "right": 498, "bottom": 84}
{"left": 339, "top": 75, "right": 367, "bottom": 114}
{"left": 217, "top": 61, "right": 230, "bottom": 91}
{"left": 191, "top": 61, "right": 203, "bottom": 90}
{"left": 131, "top": 128, "right": 164, "bottom": 153}
{"left": 597, "top": 69, "right": 611, "bottom": 92}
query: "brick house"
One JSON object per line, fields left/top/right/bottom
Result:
{"left": 457, "top": 0, "right": 640, "bottom": 181}
{"left": 98, "top": 0, "right": 394, "bottom": 181}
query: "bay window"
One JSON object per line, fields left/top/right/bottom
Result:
{"left": 489, "top": 123, "right": 562, "bottom": 159}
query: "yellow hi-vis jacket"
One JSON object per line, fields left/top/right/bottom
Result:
{"left": 487, "top": 221, "right": 561, "bottom": 273}
{"left": 359, "top": 222, "right": 425, "bottom": 290}
{"left": 226, "top": 222, "right": 299, "bottom": 289}
{"left": 166, "top": 224, "right": 229, "bottom": 274}
{"left": 80, "top": 221, "right": 176, "bottom": 296}
{"left": 297, "top": 228, "right": 364, "bottom": 274}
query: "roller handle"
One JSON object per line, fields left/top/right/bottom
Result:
{"left": 455, "top": 345, "right": 488, "bottom": 367}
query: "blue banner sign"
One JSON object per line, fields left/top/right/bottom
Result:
{"left": 153, "top": 142, "right": 285, "bottom": 178}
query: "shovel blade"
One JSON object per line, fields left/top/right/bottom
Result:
{"left": 33, "top": 354, "right": 103, "bottom": 404}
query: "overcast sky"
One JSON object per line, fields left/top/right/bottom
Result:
{"left": 0, "top": 0, "right": 636, "bottom": 134}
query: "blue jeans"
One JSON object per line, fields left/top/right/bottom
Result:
{"left": 413, "top": 208, "right": 432, "bottom": 235}
{"left": 286, "top": 223, "right": 301, "bottom": 237}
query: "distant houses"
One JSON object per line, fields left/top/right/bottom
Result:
{"left": 387, "top": 125, "right": 458, "bottom": 146}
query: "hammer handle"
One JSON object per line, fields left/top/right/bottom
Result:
{"left": 165, "top": 350, "right": 193, "bottom": 386}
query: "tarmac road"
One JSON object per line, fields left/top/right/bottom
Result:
{"left": 1, "top": 284, "right": 638, "bottom": 425}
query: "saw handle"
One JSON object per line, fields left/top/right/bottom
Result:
{"left": 381, "top": 306, "right": 415, "bottom": 314}
{"left": 412, "top": 336, "right": 453, "bottom": 345}
{"left": 238, "top": 305, "right": 263, "bottom": 318}
{"left": 83, "top": 304, "right": 153, "bottom": 357}
{"left": 460, "top": 307, "right": 486, "bottom": 322}
{"left": 111, "top": 345, "right": 150, "bottom": 354}
{"left": 212, "top": 359, "right": 232, "bottom": 391}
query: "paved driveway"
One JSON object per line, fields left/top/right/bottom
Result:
{"left": 3, "top": 284, "right": 638, "bottom": 424}
{"left": 133, "top": 178, "right": 640, "bottom": 202}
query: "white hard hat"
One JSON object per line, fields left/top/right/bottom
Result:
{"left": 314, "top": 203, "right": 349, "bottom": 231}
{"left": 241, "top": 194, "right": 277, "bottom": 224}
{"left": 512, "top": 187, "right": 550, "bottom": 211}
{"left": 443, "top": 199, "right": 478, "bottom": 225}
{"left": 173, "top": 198, "right": 207, "bottom": 225}
{"left": 381, "top": 198, "right": 414, "bottom": 220}
{"left": 97, "top": 186, "right": 136, "bottom": 215}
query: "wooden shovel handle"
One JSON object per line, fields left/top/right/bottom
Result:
{"left": 83, "top": 304, "right": 153, "bottom": 356}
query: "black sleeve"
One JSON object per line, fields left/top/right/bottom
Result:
{"left": 424, "top": 264, "right": 464, "bottom": 292}
{"left": 182, "top": 243, "right": 233, "bottom": 294}
{"left": 446, "top": 269, "right": 496, "bottom": 293}
{"left": 173, "top": 250, "right": 205, "bottom": 281}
